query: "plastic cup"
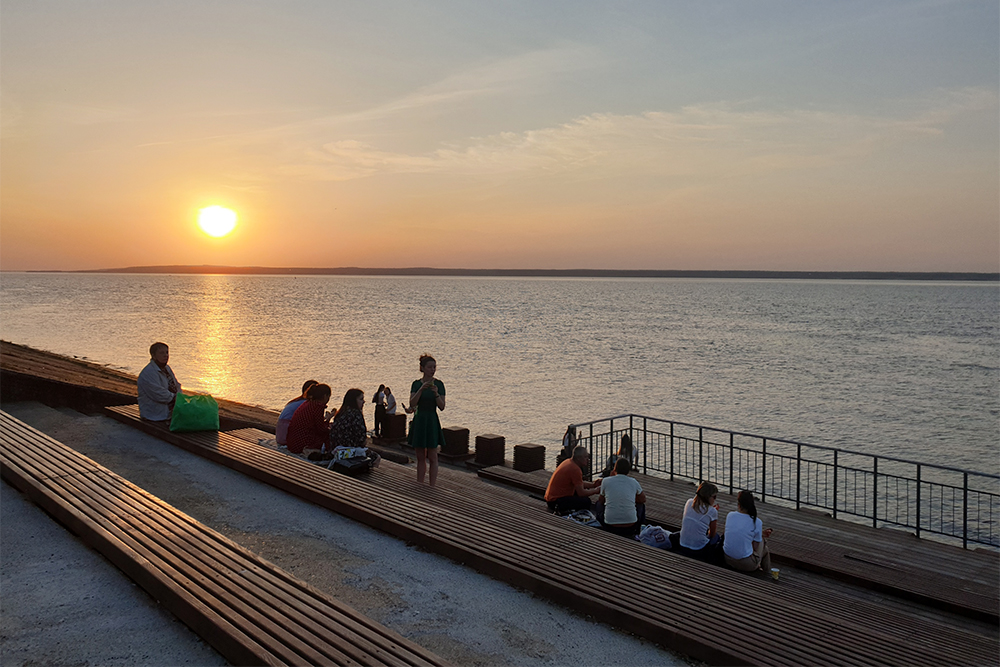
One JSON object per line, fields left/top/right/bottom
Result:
{"left": 770, "top": 568, "right": 780, "bottom": 581}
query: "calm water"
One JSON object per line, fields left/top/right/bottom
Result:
{"left": 1, "top": 273, "right": 997, "bottom": 473}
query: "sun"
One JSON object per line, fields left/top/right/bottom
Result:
{"left": 197, "top": 206, "right": 238, "bottom": 238}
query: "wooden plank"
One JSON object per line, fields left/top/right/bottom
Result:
{"left": 103, "top": 406, "right": 999, "bottom": 667}
{"left": 0, "top": 411, "right": 449, "bottom": 667}
{"left": 476, "top": 464, "right": 1000, "bottom": 621}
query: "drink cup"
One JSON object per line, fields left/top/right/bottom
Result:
{"left": 770, "top": 568, "right": 780, "bottom": 581}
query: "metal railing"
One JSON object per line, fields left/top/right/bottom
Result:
{"left": 570, "top": 414, "right": 1000, "bottom": 550}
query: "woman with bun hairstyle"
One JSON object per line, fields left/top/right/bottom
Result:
{"left": 722, "top": 490, "right": 773, "bottom": 573}
{"left": 409, "top": 354, "right": 445, "bottom": 485}
{"left": 678, "top": 482, "right": 721, "bottom": 559}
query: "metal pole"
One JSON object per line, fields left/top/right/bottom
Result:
{"left": 669, "top": 422, "right": 674, "bottom": 480}
{"left": 833, "top": 450, "right": 838, "bottom": 519}
{"left": 872, "top": 457, "right": 878, "bottom": 528}
{"left": 729, "top": 432, "right": 735, "bottom": 495}
{"left": 699, "top": 427, "right": 704, "bottom": 483}
{"left": 915, "top": 464, "right": 921, "bottom": 538}
{"left": 796, "top": 443, "right": 801, "bottom": 510}
{"left": 642, "top": 417, "right": 647, "bottom": 474}
{"left": 761, "top": 438, "right": 767, "bottom": 502}
{"left": 963, "top": 472, "right": 969, "bottom": 549}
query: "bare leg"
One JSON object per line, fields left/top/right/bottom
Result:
{"left": 428, "top": 447, "right": 439, "bottom": 487}
{"left": 758, "top": 539, "right": 771, "bottom": 572}
{"left": 416, "top": 448, "right": 427, "bottom": 483}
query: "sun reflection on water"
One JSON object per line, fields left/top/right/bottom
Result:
{"left": 188, "top": 276, "right": 237, "bottom": 398}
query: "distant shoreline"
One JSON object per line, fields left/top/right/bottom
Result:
{"left": 15, "top": 265, "right": 1000, "bottom": 281}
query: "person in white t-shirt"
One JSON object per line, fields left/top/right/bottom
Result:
{"left": 679, "top": 482, "right": 720, "bottom": 559}
{"left": 722, "top": 490, "right": 773, "bottom": 573}
{"left": 598, "top": 457, "right": 647, "bottom": 537}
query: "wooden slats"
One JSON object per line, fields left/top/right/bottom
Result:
{"left": 0, "top": 411, "right": 448, "bottom": 667}
{"left": 477, "top": 464, "right": 1000, "bottom": 622}
{"left": 98, "top": 406, "right": 999, "bottom": 667}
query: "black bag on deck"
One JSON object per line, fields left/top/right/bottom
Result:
{"left": 331, "top": 456, "right": 372, "bottom": 476}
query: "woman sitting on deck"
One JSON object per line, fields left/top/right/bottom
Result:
{"left": 331, "top": 388, "right": 368, "bottom": 450}
{"left": 598, "top": 457, "right": 646, "bottom": 537}
{"left": 601, "top": 434, "right": 639, "bottom": 477}
{"left": 678, "top": 482, "right": 721, "bottom": 560}
{"left": 276, "top": 379, "right": 318, "bottom": 446}
{"left": 722, "top": 490, "right": 773, "bottom": 574}
{"left": 286, "top": 383, "right": 332, "bottom": 458}
{"left": 329, "top": 388, "right": 381, "bottom": 469}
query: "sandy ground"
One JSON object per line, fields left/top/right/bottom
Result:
{"left": 1, "top": 402, "right": 691, "bottom": 667}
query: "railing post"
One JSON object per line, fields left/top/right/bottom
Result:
{"left": 642, "top": 417, "right": 647, "bottom": 475}
{"left": 729, "top": 432, "right": 735, "bottom": 495}
{"left": 915, "top": 464, "right": 921, "bottom": 538}
{"left": 669, "top": 422, "right": 674, "bottom": 480}
{"left": 698, "top": 427, "right": 704, "bottom": 483}
{"left": 833, "top": 450, "right": 839, "bottom": 519}
{"left": 872, "top": 457, "right": 878, "bottom": 528}
{"left": 963, "top": 472, "right": 969, "bottom": 549}
{"left": 761, "top": 438, "right": 767, "bottom": 502}
{"left": 796, "top": 443, "right": 801, "bottom": 510}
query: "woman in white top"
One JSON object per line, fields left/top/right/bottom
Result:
{"left": 384, "top": 387, "right": 397, "bottom": 415}
{"left": 679, "top": 482, "right": 720, "bottom": 558}
{"left": 722, "top": 490, "right": 773, "bottom": 573}
{"left": 598, "top": 457, "right": 647, "bottom": 537}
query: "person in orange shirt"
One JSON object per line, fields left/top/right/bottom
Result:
{"left": 544, "top": 446, "right": 602, "bottom": 513}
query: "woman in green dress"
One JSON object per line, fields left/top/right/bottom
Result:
{"left": 409, "top": 354, "right": 446, "bottom": 485}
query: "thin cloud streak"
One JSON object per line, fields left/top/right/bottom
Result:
{"left": 276, "top": 87, "right": 997, "bottom": 182}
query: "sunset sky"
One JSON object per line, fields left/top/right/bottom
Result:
{"left": 2, "top": 1, "right": 997, "bottom": 272}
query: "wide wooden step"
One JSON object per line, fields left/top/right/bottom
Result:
{"left": 0, "top": 411, "right": 448, "bottom": 667}
{"left": 477, "top": 463, "right": 1000, "bottom": 622}
{"left": 103, "top": 405, "right": 999, "bottom": 667}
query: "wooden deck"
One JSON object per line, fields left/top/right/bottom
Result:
{"left": 0, "top": 411, "right": 449, "bottom": 667}
{"left": 101, "top": 404, "right": 999, "bottom": 666}
{"left": 478, "top": 465, "right": 1000, "bottom": 622}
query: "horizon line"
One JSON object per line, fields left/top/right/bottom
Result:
{"left": 13, "top": 265, "right": 1000, "bottom": 281}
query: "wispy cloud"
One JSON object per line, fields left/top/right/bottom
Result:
{"left": 277, "top": 87, "right": 998, "bottom": 182}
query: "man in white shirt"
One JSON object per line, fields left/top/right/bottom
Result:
{"left": 137, "top": 342, "right": 181, "bottom": 421}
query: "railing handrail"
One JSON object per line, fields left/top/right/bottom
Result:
{"left": 570, "top": 413, "right": 1000, "bottom": 481}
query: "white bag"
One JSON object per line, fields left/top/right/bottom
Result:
{"left": 638, "top": 525, "right": 672, "bottom": 549}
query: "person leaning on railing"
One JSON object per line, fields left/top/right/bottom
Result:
{"left": 544, "top": 445, "right": 602, "bottom": 513}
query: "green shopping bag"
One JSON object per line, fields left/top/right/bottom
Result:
{"left": 169, "top": 393, "right": 220, "bottom": 432}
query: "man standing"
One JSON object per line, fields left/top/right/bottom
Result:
{"left": 544, "top": 445, "right": 602, "bottom": 513}
{"left": 137, "top": 342, "right": 181, "bottom": 421}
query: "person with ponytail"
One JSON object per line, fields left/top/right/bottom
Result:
{"left": 678, "top": 481, "right": 721, "bottom": 559}
{"left": 722, "top": 490, "right": 773, "bottom": 573}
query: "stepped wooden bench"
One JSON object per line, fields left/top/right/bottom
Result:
{"left": 0, "top": 411, "right": 448, "bottom": 667}
{"left": 477, "top": 465, "right": 1000, "bottom": 622}
{"left": 102, "top": 405, "right": 999, "bottom": 666}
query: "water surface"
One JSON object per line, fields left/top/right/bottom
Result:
{"left": 2, "top": 273, "right": 996, "bottom": 472}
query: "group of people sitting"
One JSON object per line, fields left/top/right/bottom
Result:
{"left": 275, "top": 380, "right": 379, "bottom": 467}
{"left": 544, "top": 433, "right": 772, "bottom": 575}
